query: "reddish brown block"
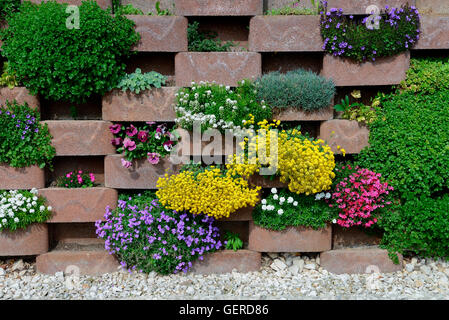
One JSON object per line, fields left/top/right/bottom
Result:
{"left": 0, "top": 164, "right": 45, "bottom": 189}
{"left": 29, "top": 0, "right": 111, "bottom": 9}
{"left": 43, "top": 120, "right": 115, "bottom": 156}
{"left": 191, "top": 250, "right": 261, "bottom": 274}
{"left": 320, "top": 247, "right": 403, "bottom": 274}
{"left": 0, "top": 224, "right": 48, "bottom": 256}
{"left": 415, "top": 15, "right": 449, "bottom": 49}
{"left": 0, "top": 87, "right": 40, "bottom": 109}
{"left": 249, "top": 16, "right": 322, "bottom": 52}
{"left": 325, "top": 0, "right": 414, "bottom": 14}
{"left": 416, "top": 0, "right": 449, "bottom": 14}
{"left": 318, "top": 119, "right": 369, "bottom": 154}
{"left": 175, "top": 52, "right": 262, "bottom": 87}
{"left": 37, "top": 250, "right": 120, "bottom": 276}
{"left": 127, "top": 16, "right": 188, "bottom": 52}
{"left": 174, "top": 0, "right": 263, "bottom": 16}
{"left": 248, "top": 174, "right": 287, "bottom": 189}
{"left": 218, "top": 206, "right": 253, "bottom": 222}
{"left": 248, "top": 222, "right": 332, "bottom": 252}
{"left": 332, "top": 225, "right": 381, "bottom": 249}
{"left": 38, "top": 188, "right": 118, "bottom": 223}
{"left": 102, "top": 88, "right": 177, "bottom": 122}
{"left": 104, "top": 155, "right": 178, "bottom": 189}
{"left": 274, "top": 106, "right": 334, "bottom": 121}
{"left": 322, "top": 53, "right": 410, "bottom": 86}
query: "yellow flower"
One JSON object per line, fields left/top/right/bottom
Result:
{"left": 351, "top": 90, "right": 361, "bottom": 99}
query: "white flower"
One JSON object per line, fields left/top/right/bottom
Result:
{"left": 32, "top": 196, "right": 38, "bottom": 201}
{"left": 271, "top": 188, "right": 277, "bottom": 194}
{"left": 14, "top": 217, "right": 19, "bottom": 223}
{"left": 40, "top": 206, "right": 45, "bottom": 211}
{"left": 261, "top": 199, "right": 267, "bottom": 205}
{"left": 293, "top": 201, "right": 298, "bottom": 207}
{"left": 325, "top": 192, "right": 331, "bottom": 199}
{"left": 287, "top": 197, "right": 294, "bottom": 203}
{"left": 277, "top": 209, "right": 284, "bottom": 215}
{"left": 262, "top": 205, "right": 267, "bottom": 211}
{"left": 47, "top": 206, "right": 52, "bottom": 211}
{"left": 29, "top": 209, "right": 35, "bottom": 213}
{"left": 273, "top": 194, "right": 278, "bottom": 200}
{"left": 332, "top": 219, "right": 337, "bottom": 224}
{"left": 279, "top": 197, "right": 285, "bottom": 203}
{"left": 1, "top": 219, "right": 6, "bottom": 224}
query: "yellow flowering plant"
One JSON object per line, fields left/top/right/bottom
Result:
{"left": 156, "top": 164, "right": 261, "bottom": 219}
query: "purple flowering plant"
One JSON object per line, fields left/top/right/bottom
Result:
{"left": 319, "top": 1, "right": 420, "bottom": 62}
{"left": 95, "top": 192, "right": 222, "bottom": 275}
{"left": 0, "top": 101, "right": 55, "bottom": 168}
{"left": 109, "top": 122, "right": 177, "bottom": 168}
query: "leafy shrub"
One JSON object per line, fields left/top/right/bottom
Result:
{"left": 117, "top": 68, "right": 166, "bottom": 94}
{"left": 0, "top": 189, "right": 52, "bottom": 231}
{"left": 319, "top": 2, "right": 420, "bottom": 62}
{"left": 334, "top": 90, "right": 380, "bottom": 125}
{"left": 0, "top": 101, "right": 55, "bottom": 168}
{"left": 115, "top": 1, "right": 173, "bottom": 15}
{"left": 253, "top": 187, "right": 333, "bottom": 230}
{"left": 188, "top": 21, "right": 235, "bottom": 52}
{"left": 356, "top": 90, "right": 449, "bottom": 200}
{"left": 1, "top": 1, "right": 139, "bottom": 103}
{"left": 224, "top": 231, "right": 243, "bottom": 251}
{"left": 0, "top": 0, "right": 20, "bottom": 19}
{"left": 399, "top": 57, "right": 449, "bottom": 94}
{"left": 96, "top": 192, "right": 222, "bottom": 274}
{"left": 175, "top": 80, "right": 272, "bottom": 133}
{"left": 56, "top": 170, "right": 96, "bottom": 188}
{"left": 265, "top": 0, "right": 318, "bottom": 15}
{"left": 255, "top": 69, "right": 335, "bottom": 111}
{"left": 0, "top": 62, "right": 18, "bottom": 89}
{"left": 110, "top": 122, "right": 175, "bottom": 168}
{"left": 379, "top": 195, "right": 449, "bottom": 263}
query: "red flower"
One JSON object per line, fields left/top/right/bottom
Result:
{"left": 137, "top": 131, "right": 149, "bottom": 142}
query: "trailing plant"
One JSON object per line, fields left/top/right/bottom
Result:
{"left": 0, "top": 0, "right": 20, "bottom": 19}
{"left": 56, "top": 170, "right": 97, "bottom": 188}
{"left": 329, "top": 164, "right": 394, "bottom": 228}
{"left": 175, "top": 80, "right": 272, "bottom": 133}
{"left": 0, "top": 189, "right": 52, "bottom": 231}
{"left": 0, "top": 101, "right": 55, "bottom": 168}
{"left": 187, "top": 21, "right": 235, "bottom": 52}
{"left": 379, "top": 195, "right": 449, "bottom": 263}
{"left": 0, "top": 62, "right": 18, "bottom": 89}
{"left": 265, "top": 0, "right": 318, "bottom": 15}
{"left": 224, "top": 231, "right": 243, "bottom": 251}
{"left": 255, "top": 69, "right": 335, "bottom": 111}
{"left": 116, "top": 68, "right": 166, "bottom": 93}
{"left": 334, "top": 90, "right": 380, "bottom": 125}
{"left": 399, "top": 57, "right": 449, "bottom": 94}
{"left": 319, "top": 1, "right": 420, "bottom": 62}
{"left": 156, "top": 166, "right": 261, "bottom": 219}
{"left": 253, "top": 188, "right": 333, "bottom": 231}
{"left": 110, "top": 122, "right": 176, "bottom": 168}
{"left": 115, "top": 3, "right": 144, "bottom": 15}
{"left": 1, "top": 1, "right": 140, "bottom": 103}
{"left": 96, "top": 192, "right": 222, "bottom": 274}
{"left": 356, "top": 90, "right": 449, "bottom": 201}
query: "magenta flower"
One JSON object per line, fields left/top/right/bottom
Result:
{"left": 110, "top": 124, "right": 122, "bottom": 134}
{"left": 121, "top": 158, "right": 132, "bottom": 168}
{"left": 126, "top": 125, "right": 138, "bottom": 137}
{"left": 123, "top": 138, "right": 136, "bottom": 151}
{"left": 146, "top": 121, "right": 156, "bottom": 126}
{"left": 154, "top": 127, "right": 162, "bottom": 140}
{"left": 137, "top": 131, "right": 149, "bottom": 143}
{"left": 111, "top": 137, "right": 123, "bottom": 146}
{"left": 147, "top": 152, "right": 160, "bottom": 165}
{"left": 163, "top": 140, "right": 174, "bottom": 152}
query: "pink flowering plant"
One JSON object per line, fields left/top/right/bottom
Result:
{"left": 56, "top": 170, "right": 96, "bottom": 188}
{"left": 329, "top": 164, "right": 394, "bottom": 228}
{"left": 109, "top": 122, "right": 176, "bottom": 168}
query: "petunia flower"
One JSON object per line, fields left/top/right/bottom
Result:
{"left": 123, "top": 138, "right": 136, "bottom": 151}
{"left": 121, "top": 158, "right": 132, "bottom": 168}
{"left": 125, "top": 124, "right": 138, "bottom": 137}
{"left": 163, "top": 141, "right": 174, "bottom": 152}
{"left": 147, "top": 152, "right": 160, "bottom": 165}
{"left": 110, "top": 124, "right": 122, "bottom": 134}
{"left": 111, "top": 137, "right": 123, "bottom": 146}
{"left": 137, "top": 131, "right": 148, "bottom": 143}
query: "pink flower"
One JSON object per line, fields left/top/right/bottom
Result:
{"left": 147, "top": 152, "right": 160, "bottom": 165}
{"left": 89, "top": 173, "right": 95, "bottom": 183}
{"left": 137, "top": 131, "right": 148, "bottom": 143}
{"left": 121, "top": 158, "right": 132, "bottom": 168}
{"left": 111, "top": 137, "right": 123, "bottom": 146}
{"left": 110, "top": 124, "right": 122, "bottom": 134}
{"left": 163, "top": 140, "right": 174, "bottom": 152}
{"left": 66, "top": 172, "right": 72, "bottom": 178}
{"left": 146, "top": 121, "right": 156, "bottom": 126}
{"left": 123, "top": 138, "right": 136, "bottom": 151}
{"left": 125, "top": 125, "right": 138, "bottom": 137}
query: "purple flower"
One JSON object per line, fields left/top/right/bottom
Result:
{"left": 126, "top": 125, "right": 138, "bottom": 137}
{"left": 147, "top": 152, "right": 160, "bottom": 165}
{"left": 137, "top": 130, "right": 148, "bottom": 143}
{"left": 110, "top": 124, "right": 121, "bottom": 134}
{"left": 121, "top": 158, "right": 132, "bottom": 168}
{"left": 123, "top": 138, "right": 136, "bottom": 151}
{"left": 111, "top": 137, "right": 123, "bottom": 146}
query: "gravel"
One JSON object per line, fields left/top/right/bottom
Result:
{"left": 0, "top": 254, "right": 448, "bottom": 300}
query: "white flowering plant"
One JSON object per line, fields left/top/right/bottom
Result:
{"left": 0, "top": 189, "right": 52, "bottom": 231}
{"left": 253, "top": 188, "right": 335, "bottom": 230}
{"left": 174, "top": 80, "right": 272, "bottom": 133}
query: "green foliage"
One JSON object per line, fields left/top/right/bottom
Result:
{"left": 0, "top": 101, "right": 55, "bottom": 168}
{"left": 253, "top": 188, "right": 334, "bottom": 230}
{"left": 255, "top": 69, "right": 335, "bottom": 111}
{"left": 0, "top": 0, "right": 20, "bottom": 19}
{"left": 117, "top": 68, "right": 167, "bottom": 94}
{"left": 224, "top": 231, "right": 243, "bottom": 251}
{"left": 379, "top": 195, "right": 449, "bottom": 263}
{"left": 1, "top": 0, "right": 140, "bottom": 103}
{"left": 399, "top": 57, "right": 449, "bottom": 94}
{"left": 0, "top": 62, "right": 18, "bottom": 89}
{"left": 152, "top": 1, "right": 173, "bottom": 16}
{"left": 175, "top": 79, "right": 272, "bottom": 133}
{"left": 265, "top": 0, "right": 318, "bottom": 15}
{"left": 335, "top": 91, "right": 380, "bottom": 125}
{"left": 0, "top": 189, "right": 52, "bottom": 231}
{"left": 115, "top": 3, "right": 144, "bottom": 15}
{"left": 356, "top": 90, "right": 449, "bottom": 200}
{"left": 187, "top": 21, "right": 235, "bottom": 52}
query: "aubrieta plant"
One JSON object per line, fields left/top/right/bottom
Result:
{"left": 253, "top": 187, "right": 334, "bottom": 230}
{"left": 319, "top": 1, "right": 420, "bottom": 62}
{"left": 95, "top": 193, "right": 222, "bottom": 275}
{"left": 175, "top": 80, "right": 272, "bottom": 133}
{"left": 56, "top": 170, "right": 96, "bottom": 188}
{"left": 116, "top": 69, "right": 166, "bottom": 94}
{"left": 0, "top": 189, "right": 52, "bottom": 231}
{"left": 110, "top": 122, "right": 175, "bottom": 168}
{"left": 0, "top": 101, "right": 55, "bottom": 168}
